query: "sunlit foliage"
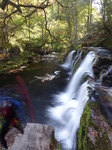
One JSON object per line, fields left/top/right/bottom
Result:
{"left": 0, "top": 0, "right": 111, "bottom": 53}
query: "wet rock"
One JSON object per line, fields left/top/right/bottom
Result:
{"left": 35, "top": 73, "right": 56, "bottom": 82}
{"left": 77, "top": 47, "right": 112, "bottom": 150}
{"left": 5, "top": 127, "right": 21, "bottom": 148}
{"left": 78, "top": 102, "right": 112, "bottom": 150}
{"left": 101, "top": 66, "right": 112, "bottom": 87}
{"left": 8, "top": 123, "right": 59, "bottom": 150}
{"left": 94, "top": 85, "right": 112, "bottom": 125}
{"left": 87, "top": 126, "right": 98, "bottom": 145}
{"left": 88, "top": 103, "right": 112, "bottom": 149}
{"left": 92, "top": 48, "right": 112, "bottom": 81}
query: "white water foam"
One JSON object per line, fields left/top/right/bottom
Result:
{"left": 66, "top": 51, "right": 95, "bottom": 100}
{"left": 47, "top": 51, "right": 96, "bottom": 150}
{"left": 61, "top": 50, "right": 75, "bottom": 69}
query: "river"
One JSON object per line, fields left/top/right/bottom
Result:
{"left": 0, "top": 48, "right": 112, "bottom": 150}
{"left": 0, "top": 62, "right": 65, "bottom": 116}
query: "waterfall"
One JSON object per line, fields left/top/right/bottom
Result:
{"left": 61, "top": 50, "right": 75, "bottom": 69}
{"left": 47, "top": 51, "right": 96, "bottom": 150}
{"left": 66, "top": 51, "right": 95, "bottom": 100}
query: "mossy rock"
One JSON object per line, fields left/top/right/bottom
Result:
{"left": 78, "top": 101, "right": 112, "bottom": 150}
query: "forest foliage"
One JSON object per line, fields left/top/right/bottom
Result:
{"left": 0, "top": 0, "right": 112, "bottom": 56}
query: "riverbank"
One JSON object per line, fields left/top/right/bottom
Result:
{"left": 0, "top": 51, "right": 63, "bottom": 79}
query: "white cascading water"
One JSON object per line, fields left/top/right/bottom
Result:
{"left": 47, "top": 51, "right": 96, "bottom": 150}
{"left": 66, "top": 51, "right": 95, "bottom": 100}
{"left": 61, "top": 50, "right": 75, "bottom": 69}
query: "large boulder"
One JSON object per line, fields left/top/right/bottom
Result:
{"left": 78, "top": 47, "right": 112, "bottom": 150}
{"left": 8, "top": 123, "right": 60, "bottom": 150}
{"left": 78, "top": 102, "right": 112, "bottom": 150}
{"left": 5, "top": 127, "right": 21, "bottom": 148}
{"left": 92, "top": 48, "right": 112, "bottom": 80}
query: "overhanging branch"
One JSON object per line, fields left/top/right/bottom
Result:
{"left": 0, "top": 0, "right": 51, "bottom": 14}
{"left": 0, "top": 0, "right": 67, "bottom": 18}
{"left": 43, "top": 9, "right": 57, "bottom": 40}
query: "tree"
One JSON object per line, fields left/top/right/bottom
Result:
{"left": 0, "top": 0, "right": 105, "bottom": 53}
{"left": 101, "top": 0, "right": 112, "bottom": 34}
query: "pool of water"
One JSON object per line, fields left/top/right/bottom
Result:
{"left": 0, "top": 61, "right": 71, "bottom": 124}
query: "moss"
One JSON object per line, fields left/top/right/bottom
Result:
{"left": 49, "top": 135, "right": 62, "bottom": 150}
{"left": 78, "top": 101, "right": 112, "bottom": 150}
{"left": 0, "top": 113, "right": 4, "bottom": 130}
{"left": 78, "top": 101, "right": 91, "bottom": 150}
{"left": 0, "top": 52, "right": 29, "bottom": 73}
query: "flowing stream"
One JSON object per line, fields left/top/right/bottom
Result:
{"left": 61, "top": 50, "right": 75, "bottom": 69}
{"left": 0, "top": 50, "right": 96, "bottom": 150}
{"left": 47, "top": 51, "right": 96, "bottom": 150}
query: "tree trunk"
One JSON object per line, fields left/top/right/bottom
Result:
{"left": 87, "top": 0, "right": 90, "bottom": 32}
{"left": 29, "top": 19, "right": 31, "bottom": 54}
{"left": 74, "top": 0, "right": 78, "bottom": 41}
{"left": 90, "top": 0, "right": 92, "bottom": 32}
{"left": 102, "top": 0, "right": 106, "bottom": 27}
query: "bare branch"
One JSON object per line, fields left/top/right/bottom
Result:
{"left": 18, "top": 2, "right": 51, "bottom": 10}
{"left": 9, "top": 16, "right": 17, "bottom": 27}
{"left": 55, "top": 0, "right": 68, "bottom": 8}
{"left": 25, "top": 9, "right": 37, "bottom": 18}
{"left": 5, "top": 10, "right": 18, "bottom": 19}
{"left": 0, "top": 0, "right": 9, "bottom": 10}
{"left": 2, "top": 9, "right": 18, "bottom": 29}
{"left": 0, "top": 0, "right": 51, "bottom": 14}
{"left": 0, "top": 0, "right": 65, "bottom": 19}
{"left": 43, "top": 8, "right": 67, "bottom": 45}
{"left": 9, "top": 1, "right": 22, "bottom": 13}
{"left": 0, "top": 0, "right": 22, "bottom": 13}
{"left": 23, "top": 1, "right": 52, "bottom": 18}
{"left": 43, "top": 9, "right": 57, "bottom": 40}
{"left": 41, "top": 0, "right": 48, "bottom": 6}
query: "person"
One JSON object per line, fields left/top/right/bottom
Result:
{"left": 0, "top": 97, "right": 25, "bottom": 148}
